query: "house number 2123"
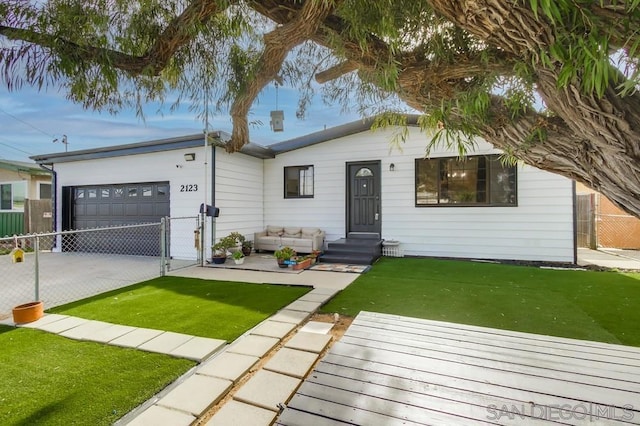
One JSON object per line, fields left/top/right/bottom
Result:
{"left": 180, "top": 184, "right": 198, "bottom": 192}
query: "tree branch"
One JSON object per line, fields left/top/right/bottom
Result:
{"left": 228, "top": 0, "right": 339, "bottom": 152}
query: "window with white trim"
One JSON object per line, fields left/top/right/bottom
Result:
{"left": 0, "top": 181, "right": 27, "bottom": 211}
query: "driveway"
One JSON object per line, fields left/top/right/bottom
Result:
{"left": 1, "top": 252, "right": 166, "bottom": 317}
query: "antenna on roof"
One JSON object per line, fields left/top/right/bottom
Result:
{"left": 53, "top": 135, "right": 69, "bottom": 152}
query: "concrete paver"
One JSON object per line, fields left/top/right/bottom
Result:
{"left": 59, "top": 320, "right": 113, "bottom": 339}
{"left": 298, "top": 292, "right": 333, "bottom": 303}
{"left": 169, "top": 336, "right": 226, "bottom": 362}
{"left": 285, "top": 331, "right": 332, "bottom": 353}
{"left": 197, "top": 352, "right": 259, "bottom": 383}
{"left": 157, "top": 374, "right": 232, "bottom": 416}
{"left": 306, "top": 287, "right": 340, "bottom": 296}
{"left": 263, "top": 348, "right": 319, "bottom": 379}
{"left": 299, "top": 321, "right": 334, "bottom": 335}
{"left": 249, "top": 320, "right": 296, "bottom": 339}
{"left": 83, "top": 323, "right": 137, "bottom": 343}
{"left": 110, "top": 327, "right": 164, "bottom": 348}
{"left": 37, "top": 316, "right": 89, "bottom": 334}
{"left": 138, "top": 331, "right": 194, "bottom": 354}
{"left": 126, "top": 404, "right": 195, "bottom": 426}
{"left": 206, "top": 400, "right": 276, "bottom": 426}
{"left": 268, "top": 310, "right": 310, "bottom": 325}
{"left": 283, "top": 300, "right": 322, "bottom": 313}
{"left": 227, "top": 335, "right": 280, "bottom": 358}
{"left": 17, "top": 313, "right": 68, "bottom": 328}
{"left": 233, "top": 370, "right": 301, "bottom": 412}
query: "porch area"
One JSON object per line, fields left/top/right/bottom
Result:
{"left": 277, "top": 311, "right": 640, "bottom": 425}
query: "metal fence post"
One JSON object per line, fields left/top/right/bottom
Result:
{"left": 160, "top": 218, "right": 167, "bottom": 277}
{"left": 34, "top": 235, "right": 40, "bottom": 301}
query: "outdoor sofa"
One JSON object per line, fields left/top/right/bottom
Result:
{"left": 254, "top": 226, "right": 325, "bottom": 253}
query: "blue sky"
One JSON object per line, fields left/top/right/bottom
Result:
{"left": 0, "top": 83, "right": 363, "bottom": 162}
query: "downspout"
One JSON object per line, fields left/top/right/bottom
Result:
{"left": 571, "top": 180, "right": 577, "bottom": 265}
{"left": 211, "top": 143, "right": 216, "bottom": 250}
{"left": 39, "top": 164, "right": 56, "bottom": 232}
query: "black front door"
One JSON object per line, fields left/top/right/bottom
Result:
{"left": 347, "top": 161, "right": 381, "bottom": 235}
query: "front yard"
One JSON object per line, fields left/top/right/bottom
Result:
{"left": 2, "top": 277, "right": 308, "bottom": 424}
{"left": 322, "top": 257, "right": 640, "bottom": 346}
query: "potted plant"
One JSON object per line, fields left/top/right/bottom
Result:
{"left": 232, "top": 250, "right": 245, "bottom": 265}
{"left": 292, "top": 255, "right": 312, "bottom": 271}
{"left": 211, "top": 234, "right": 237, "bottom": 264}
{"left": 274, "top": 246, "right": 296, "bottom": 268}
{"left": 227, "top": 232, "right": 245, "bottom": 253}
{"left": 241, "top": 239, "right": 253, "bottom": 256}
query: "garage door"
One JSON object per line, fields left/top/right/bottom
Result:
{"left": 69, "top": 182, "right": 170, "bottom": 255}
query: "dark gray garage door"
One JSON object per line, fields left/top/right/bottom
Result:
{"left": 69, "top": 182, "right": 170, "bottom": 255}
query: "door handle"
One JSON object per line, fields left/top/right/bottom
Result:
{"left": 375, "top": 213, "right": 379, "bottom": 221}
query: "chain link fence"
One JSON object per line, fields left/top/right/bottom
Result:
{"left": 0, "top": 217, "right": 202, "bottom": 318}
{"left": 576, "top": 193, "right": 640, "bottom": 249}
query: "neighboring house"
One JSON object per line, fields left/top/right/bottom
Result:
{"left": 0, "top": 159, "right": 52, "bottom": 237}
{"left": 575, "top": 182, "right": 640, "bottom": 249}
{"left": 31, "top": 117, "right": 576, "bottom": 263}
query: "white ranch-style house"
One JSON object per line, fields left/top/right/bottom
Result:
{"left": 31, "top": 117, "right": 576, "bottom": 263}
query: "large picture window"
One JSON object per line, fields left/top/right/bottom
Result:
{"left": 415, "top": 155, "right": 516, "bottom": 206}
{"left": 0, "top": 182, "right": 27, "bottom": 211}
{"left": 284, "top": 165, "right": 314, "bottom": 198}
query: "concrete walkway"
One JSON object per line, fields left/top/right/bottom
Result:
{"left": 577, "top": 247, "right": 640, "bottom": 270}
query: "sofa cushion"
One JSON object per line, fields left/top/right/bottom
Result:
{"left": 284, "top": 227, "right": 302, "bottom": 238}
{"left": 267, "top": 226, "right": 284, "bottom": 237}
{"left": 258, "top": 236, "right": 280, "bottom": 245}
{"left": 301, "top": 227, "right": 321, "bottom": 238}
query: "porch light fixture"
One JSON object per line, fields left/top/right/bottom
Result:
{"left": 184, "top": 153, "right": 196, "bottom": 161}
{"left": 389, "top": 163, "right": 395, "bottom": 172}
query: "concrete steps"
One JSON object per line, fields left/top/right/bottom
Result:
{"left": 320, "top": 233, "right": 382, "bottom": 265}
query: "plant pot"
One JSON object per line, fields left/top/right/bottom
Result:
{"left": 12, "top": 301, "right": 44, "bottom": 324}
{"left": 277, "top": 259, "right": 289, "bottom": 268}
{"left": 234, "top": 258, "right": 245, "bottom": 265}
{"left": 211, "top": 256, "right": 227, "bottom": 264}
{"left": 293, "top": 258, "right": 312, "bottom": 270}
{"left": 242, "top": 247, "right": 252, "bottom": 256}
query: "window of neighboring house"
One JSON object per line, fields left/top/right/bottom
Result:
{"left": 415, "top": 155, "right": 517, "bottom": 206}
{"left": 0, "top": 182, "right": 27, "bottom": 211}
{"left": 284, "top": 165, "right": 314, "bottom": 198}
{"left": 39, "top": 183, "right": 52, "bottom": 199}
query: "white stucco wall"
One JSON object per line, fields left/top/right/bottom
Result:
{"left": 263, "top": 127, "right": 575, "bottom": 262}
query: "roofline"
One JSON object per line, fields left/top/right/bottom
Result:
{"left": 0, "top": 159, "right": 51, "bottom": 176}
{"left": 268, "top": 114, "right": 421, "bottom": 154}
{"left": 31, "top": 132, "right": 274, "bottom": 163}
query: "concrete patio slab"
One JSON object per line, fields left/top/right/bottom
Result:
{"left": 306, "top": 287, "right": 340, "bottom": 296}
{"left": 283, "top": 300, "right": 322, "bottom": 313}
{"left": 127, "top": 404, "right": 195, "bottom": 426}
{"left": 297, "top": 292, "right": 333, "bottom": 303}
{"left": 82, "top": 323, "right": 137, "bottom": 343}
{"left": 227, "top": 335, "right": 280, "bottom": 358}
{"left": 59, "top": 320, "right": 113, "bottom": 339}
{"left": 269, "top": 310, "right": 310, "bottom": 325}
{"left": 156, "top": 374, "right": 232, "bottom": 417}
{"left": 197, "top": 352, "right": 259, "bottom": 383}
{"left": 233, "top": 370, "right": 301, "bottom": 412}
{"left": 109, "top": 327, "right": 164, "bottom": 348}
{"left": 16, "top": 313, "right": 68, "bottom": 328}
{"left": 299, "top": 321, "right": 334, "bottom": 335}
{"left": 206, "top": 400, "right": 276, "bottom": 426}
{"left": 37, "top": 316, "right": 89, "bottom": 334}
{"left": 169, "top": 336, "right": 226, "bottom": 362}
{"left": 285, "top": 331, "right": 332, "bottom": 354}
{"left": 138, "top": 331, "right": 194, "bottom": 354}
{"left": 250, "top": 320, "right": 296, "bottom": 339}
{"left": 264, "top": 348, "right": 319, "bottom": 379}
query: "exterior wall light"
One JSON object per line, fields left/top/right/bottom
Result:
{"left": 184, "top": 153, "right": 196, "bottom": 161}
{"left": 389, "top": 163, "right": 395, "bottom": 171}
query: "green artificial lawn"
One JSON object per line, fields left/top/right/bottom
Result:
{"left": 0, "top": 325, "right": 194, "bottom": 425}
{"left": 322, "top": 257, "right": 640, "bottom": 347}
{"left": 49, "top": 276, "right": 309, "bottom": 341}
